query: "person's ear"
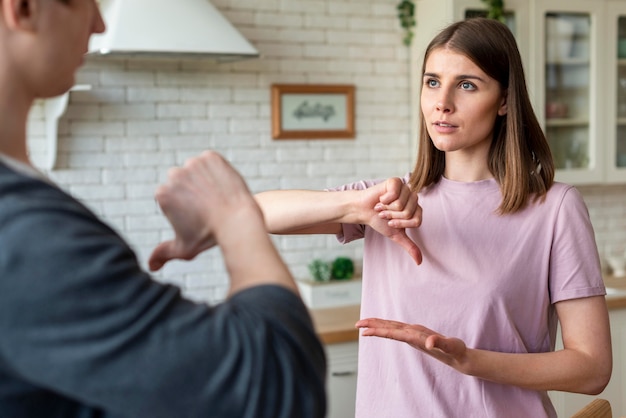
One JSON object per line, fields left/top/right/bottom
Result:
{"left": 1, "top": 0, "right": 39, "bottom": 31}
{"left": 497, "top": 89, "right": 508, "bottom": 116}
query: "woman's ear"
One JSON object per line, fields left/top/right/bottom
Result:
{"left": 497, "top": 89, "right": 508, "bottom": 116}
{"left": 2, "top": 0, "right": 38, "bottom": 31}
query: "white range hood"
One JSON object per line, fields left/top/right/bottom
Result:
{"left": 88, "top": 0, "right": 259, "bottom": 59}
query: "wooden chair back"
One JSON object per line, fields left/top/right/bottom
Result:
{"left": 570, "top": 399, "right": 612, "bottom": 418}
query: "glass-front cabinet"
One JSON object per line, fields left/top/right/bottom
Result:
{"left": 544, "top": 13, "right": 591, "bottom": 172}
{"left": 532, "top": 1, "right": 602, "bottom": 184}
{"left": 607, "top": 1, "right": 626, "bottom": 181}
{"left": 533, "top": 0, "right": 626, "bottom": 184}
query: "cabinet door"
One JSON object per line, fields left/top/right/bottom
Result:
{"left": 607, "top": 1, "right": 626, "bottom": 182}
{"left": 531, "top": 0, "right": 603, "bottom": 184}
{"left": 325, "top": 342, "right": 358, "bottom": 418}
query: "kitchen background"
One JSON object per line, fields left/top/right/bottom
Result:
{"left": 26, "top": 0, "right": 626, "bottom": 304}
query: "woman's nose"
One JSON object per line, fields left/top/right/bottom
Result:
{"left": 435, "top": 95, "right": 452, "bottom": 113}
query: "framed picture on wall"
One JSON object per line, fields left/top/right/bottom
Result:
{"left": 271, "top": 84, "right": 355, "bottom": 139}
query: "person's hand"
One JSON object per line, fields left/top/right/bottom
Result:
{"left": 361, "top": 178, "right": 423, "bottom": 264}
{"left": 356, "top": 318, "right": 468, "bottom": 371}
{"left": 148, "top": 151, "right": 262, "bottom": 271}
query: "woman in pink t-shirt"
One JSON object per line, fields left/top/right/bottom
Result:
{"left": 256, "top": 18, "right": 611, "bottom": 417}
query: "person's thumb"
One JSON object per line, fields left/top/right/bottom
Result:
{"left": 148, "top": 240, "right": 177, "bottom": 271}
{"left": 390, "top": 231, "right": 423, "bottom": 265}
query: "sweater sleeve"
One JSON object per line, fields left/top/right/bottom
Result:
{"left": 0, "top": 181, "right": 326, "bottom": 418}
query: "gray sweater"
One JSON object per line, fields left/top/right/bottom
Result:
{"left": 0, "top": 163, "right": 326, "bottom": 418}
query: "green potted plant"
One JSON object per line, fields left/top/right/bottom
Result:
{"left": 331, "top": 257, "right": 355, "bottom": 280}
{"left": 480, "top": 0, "right": 505, "bottom": 22}
{"left": 396, "top": 0, "right": 416, "bottom": 46}
{"left": 397, "top": 0, "right": 506, "bottom": 47}
{"left": 300, "top": 257, "right": 361, "bottom": 308}
{"left": 308, "top": 259, "right": 332, "bottom": 282}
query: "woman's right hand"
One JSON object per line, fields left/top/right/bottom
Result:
{"left": 362, "top": 178, "right": 423, "bottom": 264}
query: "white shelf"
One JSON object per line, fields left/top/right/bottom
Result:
{"left": 545, "top": 117, "right": 588, "bottom": 127}
{"left": 43, "top": 84, "right": 91, "bottom": 170}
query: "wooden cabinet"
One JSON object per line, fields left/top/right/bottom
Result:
{"left": 325, "top": 341, "right": 358, "bottom": 418}
{"left": 411, "top": 0, "right": 626, "bottom": 184}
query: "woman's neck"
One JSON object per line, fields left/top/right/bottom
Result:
{"left": 444, "top": 152, "right": 493, "bottom": 182}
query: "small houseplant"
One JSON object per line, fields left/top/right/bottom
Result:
{"left": 480, "top": 0, "right": 505, "bottom": 22}
{"left": 396, "top": 0, "right": 416, "bottom": 46}
{"left": 331, "top": 257, "right": 355, "bottom": 280}
{"left": 308, "top": 259, "right": 332, "bottom": 282}
{"left": 396, "top": 0, "right": 506, "bottom": 46}
{"left": 308, "top": 257, "right": 355, "bottom": 282}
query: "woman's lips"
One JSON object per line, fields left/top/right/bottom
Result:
{"left": 433, "top": 121, "right": 457, "bottom": 133}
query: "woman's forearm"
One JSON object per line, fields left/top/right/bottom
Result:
{"left": 254, "top": 189, "right": 363, "bottom": 235}
{"left": 463, "top": 296, "right": 612, "bottom": 395}
{"left": 464, "top": 345, "right": 610, "bottom": 395}
{"left": 216, "top": 205, "right": 299, "bottom": 295}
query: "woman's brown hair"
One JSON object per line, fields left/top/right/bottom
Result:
{"left": 408, "top": 18, "right": 554, "bottom": 214}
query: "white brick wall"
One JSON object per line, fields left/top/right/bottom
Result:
{"left": 26, "top": 0, "right": 626, "bottom": 304}
{"left": 25, "top": 0, "right": 411, "bottom": 303}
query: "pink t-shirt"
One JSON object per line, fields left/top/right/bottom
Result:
{"left": 334, "top": 176, "right": 605, "bottom": 418}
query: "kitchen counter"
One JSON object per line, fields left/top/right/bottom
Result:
{"left": 309, "top": 304, "right": 360, "bottom": 345}
{"left": 310, "top": 275, "right": 626, "bottom": 344}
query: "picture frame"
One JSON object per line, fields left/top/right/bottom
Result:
{"left": 271, "top": 84, "right": 355, "bottom": 140}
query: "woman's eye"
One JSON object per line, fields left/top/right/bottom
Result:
{"left": 425, "top": 79, "right": 439, "bottom": 88}
{"left": 460, "top": 82, "right": 476, "bottom": 90}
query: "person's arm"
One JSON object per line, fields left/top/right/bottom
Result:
{"left": 255, "top": 178, "right": 424, "bottom": 264}
{"left": 149, "top": 151, "right": 298, "bottom": 294}
{"left": 356, "top": 295, "right": 612, "bottom": 394}
{"left": 0, "top": 154, "right": 327, "bottom": 418}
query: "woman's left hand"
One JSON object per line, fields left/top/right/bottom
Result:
{"left": 356, "top": 318, "right": 469, "bottom": 372}
{"left": 361, "top": 178, "right": 423, "bottom": 264}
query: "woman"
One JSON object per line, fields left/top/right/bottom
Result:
{"left": 256, "top": 18, "right": 611, "bottom": 417}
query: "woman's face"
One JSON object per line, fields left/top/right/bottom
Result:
{"left": 420, "top": 47, "right": 507, "bottom": 158}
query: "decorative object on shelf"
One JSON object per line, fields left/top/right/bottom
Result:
{"left": 296, "top": 276, "right": 362, "bottom": 309}
{"left": 271, "top": 84, "right": 355, "bottom": 140}
{"left": 308, "top": 256, "right": 356, "bottom": 282}
{"left": 300, "top": 257, "right": 361, "bottom": 308}
{"left": 396, "top": 0, "right": 416, "bottom": 46}
{"left": 308, "top": 259, "right": 332, "bottom": 282}
{"left": 545, "top": 101, "right": 569, "bottom": 119}
{"left": 330, "top": 257, "right": 355, "bottom": 280}
{"left": 480, "top": 0, "right": 505, "bottom": 22}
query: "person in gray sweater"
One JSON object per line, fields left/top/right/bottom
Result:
{"left": 0, "top": 1, "right": 326, "bottom": 417}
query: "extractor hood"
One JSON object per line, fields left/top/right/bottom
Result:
{"left": 88, "top": 0, "right": 259, "bottom": 60}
